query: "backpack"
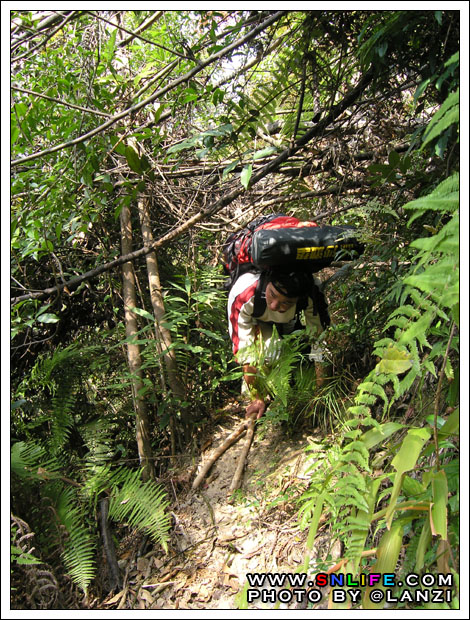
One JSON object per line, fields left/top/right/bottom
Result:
{"left": 222, "top": 213, "right": 363, "bottom": 291}
{"left": 223, "top": 213, "right": 363, "bottom": 333}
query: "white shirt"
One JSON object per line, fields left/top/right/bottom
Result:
{"left": 227, "top": 272, "right": 324, "bottom": 365}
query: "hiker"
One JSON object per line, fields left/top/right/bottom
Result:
{"left": 227, "top": 267, "right": 330, "bottom": 419}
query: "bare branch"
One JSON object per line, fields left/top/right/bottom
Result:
{"left": 86, "top": 11, "right": 189, "bottom": 59}
{"left": 11, "top": 11, "right": 73, "bottom": 47}
{"left": 11, "top": 11, "right": 81, "bottom": 62}
{"left": 117, "top": 11, "right": 163, "bottom": 47}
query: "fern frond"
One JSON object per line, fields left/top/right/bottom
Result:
{"left": 81, "top": 418, "right": 116, "bottom": 466}
{"left": 404, "top": 172, "right": 459, "bottom": 224}
{"left": 52, "top": 485, "right": 96, "bottom": 594}
{"left": 108, "top": 468, "right": 171, "bottom": 550}
{"left": 11, "top": 441, "right": 65, "bottom": 480}
{"left": 431, "top": 172, "right": 460, "bottom": 196}
{"left": 358, "top": 382, "right": 389, "bottom": 410}
{"left": 422, "top": 89, "right": 459, "bottom": 148}
{"left": 11, "top": 441, "right": 47, "bottom": 478}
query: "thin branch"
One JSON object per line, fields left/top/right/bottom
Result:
{"left": 248, "top": 184, "right": 364, "bottom": 211}
{"left": 87, "top": 10, "right": 190, "bottom": 59}
{"left": 117, "top": 11, "right": 163, "bottom": 47}
{"left": 292, "top": 53, "right": 307, "bottom": 144}
{"left": 213, "top": 35, "right": 285, "bottom": 89}
{"left": 11, "top": 11, "right": 288, "bottom": 168}
{"left": 192, "top": 421, "right": 249, "bottom": 490}
{"left": 11, "top": 11, "right": 80, "bottom": 62}
{"left": 11, "top": 11, "right": 73, "bottom": 48}
{"left": 229, "top": 418, "right": 256, "bottom": 493}
{"left": 11, "top": 86, "right": 112, "bottom": 118}
{"left": 133, "top": 59, "right": 179, "bottom": 100}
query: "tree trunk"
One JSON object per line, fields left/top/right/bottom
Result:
{"left": 137, "top": 196, "right": 190, "bottom": 438}
{"left": 120, "top": 201, "right": 155, "bottom": 481}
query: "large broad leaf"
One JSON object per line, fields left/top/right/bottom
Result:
{"left": 241, "top": 164, "right": 253, "bottom": 189}
{"left": 124, "top": 145, "right": 143, "bottom": 174}
{"left": 363, "top": 523, "right": 404, "bottom": 609}
{"left": 430, "top": 469, "right": 448, "bottom": 540}
{"left": 385, "top": 428, "right": 431, "bottom": 527}
{"left": 376, "top": 345, "right": 413, "bottom": 375}
{"left": 36, "top": 312, "right": 60, "bottom": 324}
{"left": 361, "top": 422, "right": 404, "bottom": 449}
{"left": 391, "top": 428, "right": 431, "bottom": 472}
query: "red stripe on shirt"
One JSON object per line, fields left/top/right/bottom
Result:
{"left": 229, "top": 281, "right": 258, "bottom": 356}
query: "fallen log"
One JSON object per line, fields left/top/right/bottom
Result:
{"left": 229, "top": 417, "right": 256, "bottom": 493}
{"left": 192, "top": 420, "right": 249, "bottom": 490}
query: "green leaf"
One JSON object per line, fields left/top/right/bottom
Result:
{"left": 437, "top": 407, "right": 459, "bottom": 438}
{"left": 401, "top": 474, "right": 426, "bottom": 497}
{"left": 376, "top": 344, "right": 413, "bottom": 375}
{"left": 109, "top": 135, "right": 127, "bottom": 156}
{"left": 103, "top": 29, "right": 117, "bottom": 64}
{"left": 253, "top": 146, "right": 278, "bottom": 160}
{"left": 11, "top": 124, "right": 20, "bottom": 146}
{"left": 405, "top": 196, "right": 459, "bottom": 219}
{"left": 385, "top": 428, "right": 431, "bottom": 527}
{"left": 361, "top": 422, "right": 404, "bottom": 449}
{"left": 415, "top": 519, "right": 432, "bottom": 572}
{"left": 430, "top": 469, "right": 448, "bottom": 539}
{"left": 363, "top": 523, "right": 404, "bottom": 609}
{"left": 404, "top": 262, "right": 458, "bottom": 309}
{"left": 388, "top": 150, "right": 400, "bottom": 167}
{"left": 14, "top": 549, "right": 42, "bottom": 565}
{"left": 167, "top": 136, "right": 199, "bottom": 154}
{"left": 422, "top": 90, "right": 459, "bottom": 148}
{"left": 36, "top": 313, "right": 60, "bottom": 324}
{"left": 131, "top": 307, "right": 155, "bottom": 321}
{"left": 391, "top": 428, "right": 431, "bottom": 473}
{"left": 241, "top": 164, "right": 253, "bottom": 189}
{"left": 222, "top": 160, "right": 239, "bottom": 179}
{"left": 124, "top": 145, "right": 142, "bottom": 174}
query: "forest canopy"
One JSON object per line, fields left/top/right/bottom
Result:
{"left": 9, "top": 9, "right": 460, "bottom": 611}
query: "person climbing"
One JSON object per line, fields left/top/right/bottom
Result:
{"left": 227, "top": 267, "right": 330, "bottom": 419}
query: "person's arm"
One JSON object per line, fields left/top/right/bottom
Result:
{"left": 228, "top": 274, "right": 266, "bottom": 418}
{"left": 243, "top": 364, "right": 266, "bottom": 419}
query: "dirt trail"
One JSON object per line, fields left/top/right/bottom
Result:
{"left": 104, "top": 411, "right": 339, "bottom": 610}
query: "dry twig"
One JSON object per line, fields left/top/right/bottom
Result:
{"left": 229, "top": 417, "right": 256, "bottom": 493}
{"left": 192, "top": 420, "right": 249, "bottom": 490}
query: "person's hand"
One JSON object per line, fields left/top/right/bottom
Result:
{"left": 246, "top": 398, "right": 266, "bottom": 420}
